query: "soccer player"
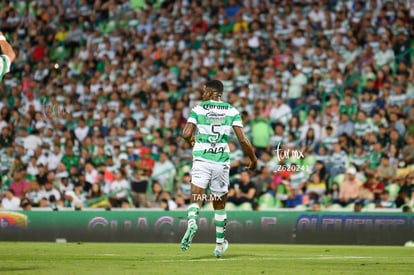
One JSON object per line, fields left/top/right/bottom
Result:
{"left": 180, "top": 80, "right": 257, "bottom": 257}
{"left": 0, "top": 31, "right": 16, "bottom": 81}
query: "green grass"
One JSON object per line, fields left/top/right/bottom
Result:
{"left": 0, "top": 242, "right": 414, "bottom": 274}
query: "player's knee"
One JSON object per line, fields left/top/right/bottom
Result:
{"left": 213, "top": 197, "right": 226, "bottom": 210}
{"left": 191, "top": 183, "right": 205, "bottom": 195}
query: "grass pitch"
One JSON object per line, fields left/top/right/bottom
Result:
{"left": 0, "top": 242, "right": 414, "bottom": 274}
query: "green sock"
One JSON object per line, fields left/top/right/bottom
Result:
{"left": 214, "top": 209, "right": 227, "bottom": 244}
{"left": 187, "top": 203, "right": 199, "bottom": 227}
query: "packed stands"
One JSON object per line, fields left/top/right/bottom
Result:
{"left": 0, "top": 0, "right": 413, "bottom": 212}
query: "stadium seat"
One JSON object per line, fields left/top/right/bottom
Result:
{"left": 274, "top": 199, "right": 284, "bottom": 209}
{"left": 357, "top": 174, "right": 367, "bottom": 184}
{"left": 344, "top": 203, "right": 355, "bottom": 211}
{"left": 294, "top": 204, "right": 308, "bottom": 210}
{"left": 302, "top": 155, "right": 316, "bottom": 170}
{"left": 386, "top": 183, "right": 400, "bottom": 200}
{"left": 202, "top": 202, "right": 214, "bottom": 210}
{"left": 363, "top": 203, "right": 376, "bottom": 210}
{"left": 333, "top": 173, "right": 345, "bottom": 187}
{"left": 238, "top": 202, "right": 253, "bottom": 211}
{"left": 327, "top": 204, "right": 343, "bottom": 210}
{"left": 225, "top": 202, "right": 237, "bottom": 210}
{"left": 258, "top": 193, "right": 275, "bottom": 210}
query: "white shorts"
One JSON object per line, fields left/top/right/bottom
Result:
{"left": 191, "top": 160, "right": 230, "bottom": 197}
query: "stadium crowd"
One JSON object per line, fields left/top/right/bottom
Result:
{"left": 0, "top": 0, "right": 414, "bottom": 212}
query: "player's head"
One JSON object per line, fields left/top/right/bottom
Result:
{"left": 202, "top": 80, "right": 223, "bottom": 101}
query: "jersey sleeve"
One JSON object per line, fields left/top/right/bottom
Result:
{"left": 232, "top": 109, "right": 243, "bottom": 128}
{"left": 187, "top": 107, "right": 198, "bottom": 124}
{"left": 0, "top": 54, "right": 11, "bottom": 80}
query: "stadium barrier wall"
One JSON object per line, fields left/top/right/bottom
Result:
{"left": 1, "top": 210, "right": 413, "bottom": 245}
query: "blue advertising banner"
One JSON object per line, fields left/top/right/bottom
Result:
{"left": 0, "top": 211, "right": 412, "bottom": 245}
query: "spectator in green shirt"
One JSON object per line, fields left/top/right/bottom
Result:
{"left": 250, "top": 107, "right": 273, "bottom": 157}
{"left": 367, "top": 142, "right": 383, "bottom": 170}
{"left": 61, "top": 146, "right": 80, "bottom": 172}
{"left": 92, "top": 146, "right": 107, "bottom": 167}
{"left": 219, "top": 17, "right": 234, "bottom": 35}
{"left": 339, "top": 94, "right": 358, "bottom": 120}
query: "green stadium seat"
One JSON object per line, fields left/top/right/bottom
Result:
{"left": 357, "top": 174, "right": 367, "bottom": 184}
{"left": 386, "top": 183, "right": 400, "bottom": 200}
{"left": 344, "top": 203, "right": 355, "bottom": 210}
{"left": 363, "top": 203, "right": 376, "bottom": 210}
{"left": 238, "top": 202, "right": 253, "bottom": 211}
{"left": 258, "top": 193, "right": 275, "bottom": 210}
{"left": 274, "top": 199, "right": 284, "bottom": 208}
{"left": 333, "top": 173, "right": 345, "bottom": 187}
{"left": 225, "top": 202, "right": 237, "bottom": 210}
{"left": 327, "top": 203, "right": 343, "bottom": 210}
{"left": 202, "top": 202, "right": 214, "bottom": 210}
{"left": 294, "top": 204, "right": 308, "bottom": 210}
{"left": 302, "top": 155, "right": 316, "bottom": 171}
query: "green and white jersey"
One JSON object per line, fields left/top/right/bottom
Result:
{"left": 269, "top": 134, "right": 284, "bottom": 148}
{"left": 330, "top": 151, "right": 347, "bottom": 169}
{"left": 0, "top": 151, "right": 13, "bottom": 172}
{"left": 321, "top": 135, "right": 338, "bottom": 151}
{"left": 348, "top": 153, "right": 368, "bottom": 168}
{"left": 221, "top": 80, "right": 234, "bottom": 94}
{"left": 359, "top": 100, "right": 375, "bottom": 115}
{"left": 354, "top": 120, "right": 372, "bottom": 137}
{"left": 42, "top": 136, "right": 54, "bottom": 149}
{"left": 0, "top": 55, "right": 11, "bottom": 81}
{"left": 188, "top": 100, "right": 243, "bottom": 164}
{"left": 290, "top": 171, "right": 307, "bottom": 189}
{"left": 235, "top": 73, "right": 249, "bottom": 87}
{"left": 388, "top": 94, "right": 407, "bottom": 106}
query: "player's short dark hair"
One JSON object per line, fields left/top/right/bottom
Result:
{"left": 205, "top": 80, "right": 223, "bottom": 94}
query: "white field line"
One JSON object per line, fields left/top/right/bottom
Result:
{"left": 87, "top": 255, "right": 412, "bottom": 263}
{"left": 2, "top": 255, "right": 412, "bottom": 264}
{"left": 135, "top": 256, "right": 374, "bottom": 263}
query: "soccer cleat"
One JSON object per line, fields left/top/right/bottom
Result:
{"left": 180, "top": 223, "right": 198, "bottom": 251}
{"left": 213, "top": 239, "right": 228, "bottom": 258}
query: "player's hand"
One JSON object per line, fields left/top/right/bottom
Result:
{"left": 246, "top": 157, "right": 258, "bottom": 171}
{"left": 190, "top": 136, "right": 195, "bottom": 147}
{"left": 0, "top": 32, "right": 3, "bottom": 36}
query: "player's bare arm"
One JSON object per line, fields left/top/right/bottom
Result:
{"left": 182, "top": 122, "right": 196, "bottom": 147}
{"left": 233, "top": 126, "right": 258, "bottom": 171}
{"left": 0, "top": 31, "right": 16, "bottom": 62}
